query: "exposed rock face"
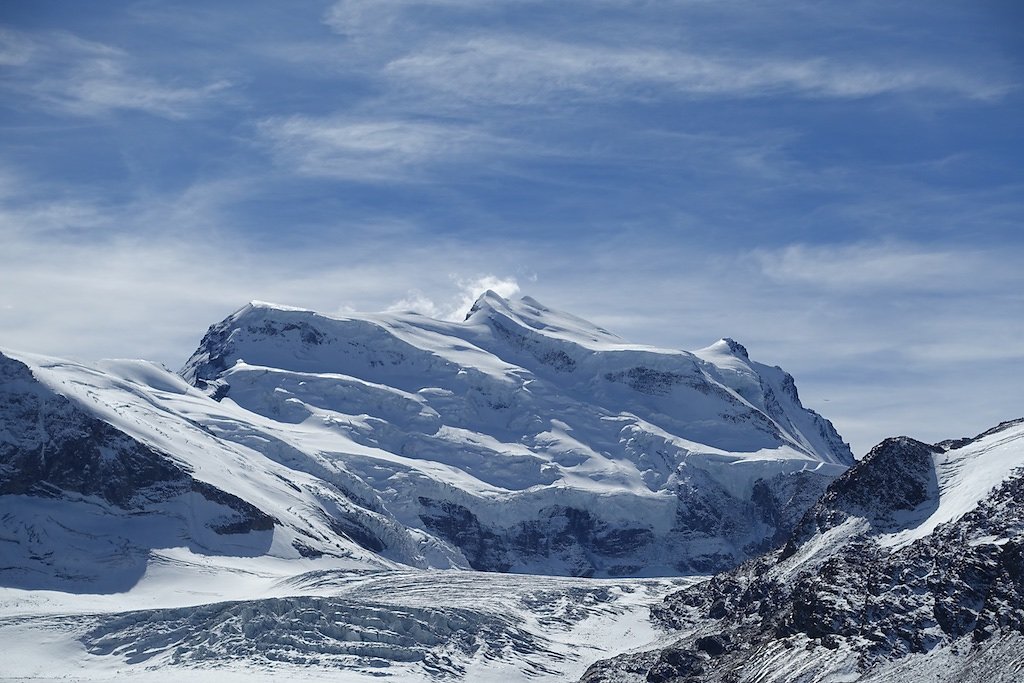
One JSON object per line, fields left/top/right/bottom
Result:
{"left": 781, "top": 436, "right": 940, "bottom": 554}
{"left": 417, "top": 498, "right": 658, "bottom": 577}
{"left": 581, "top": 419, "right": 1024, "bottom": 683}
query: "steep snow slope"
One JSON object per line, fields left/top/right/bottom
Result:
{"left": 0, "top": 350, "right": 463, "bottom": 594}
{"left": 0, "top": 341, "right": 698, "bottom": 678}
{"left": 177, "top": 291, "right": 852, "bottom": 575}
{"left": 583, "top": 418, "right": 1024, "bottom": 683}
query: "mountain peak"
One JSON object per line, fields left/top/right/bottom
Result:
{"left": 465, "top": 292, "right": 624, "bottom": 347}
{"left": 246, "top": 300, "right": 312, "bottom": 313}
{"left": 718, "top": 337, "right": 750, "bottom": 359}
{"left": 465, "top": 289, "right": 511, "bottom": 320}
{"left": 591, "top": 416, "right": 1024, "bottom": 683}
{"left": 695, "top": 337, "right": 750, "bottom": 362}
{"left": 518, "top": 295, "right": 547, "bottom": 310}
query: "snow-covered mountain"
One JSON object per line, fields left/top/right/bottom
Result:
{"left": 583, "top": 418, "right": 1024, "bottom": 683}
{"left": 1, "top": 292, "right": 851, "bottom": 590}
{"left": 177, "top": 291, "right": 851, "bottom": 575}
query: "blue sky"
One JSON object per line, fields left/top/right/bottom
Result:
{"left": 1, "top": 0, "right": 1022, "bottom": 455}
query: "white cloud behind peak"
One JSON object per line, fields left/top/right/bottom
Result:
{"left": 753, "top": 242, "right": 1018, "bottom": 293}
{"left": 387, "top": 274, "right": 521, "bottom": 321}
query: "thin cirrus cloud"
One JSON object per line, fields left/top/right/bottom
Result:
{"left": 255, "top": 115, "right": 508, "bottom": 181}
{"left": 751, "top": 242, "right": 1020, "bottom": 293}
{"left": 1, "top": 178, "right": 1020, "bottom": 455}
{"left": 0, "top": 28, "right": 231, "bottom": 119}
{"left": 0, "top": 210, "right": 531, "bottom": 366}
{"left": 318, "top": 0, "right": 1014, "bottom": 105}
{"left": 384, "top": 38, "right": 1011, "bottom": 104}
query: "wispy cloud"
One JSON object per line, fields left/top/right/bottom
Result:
{"left": 318, "top": 1, "right": 1015, "bottom": 105}
{"left": 0, "top": 175, "right": 531, "bottom": 363}
{"left": 0, "top": 27, "right": 35, "bottom": 66}
{"left": 543, "top": 239, "right": 1024, "bottom": 454}
{"left": 752, "top": 242, "right": 1020, "bottom": 293}
{"left": 2, "top": 171, "right": 1021, "bottom": 455}
{"left": 323, "top": 0, "right": 484, "bottom": 42}
{"left": 0, "top": 29, "right": 232, "bottom": 119}
{"left": 385, "top": 38, "right": 1011, "bottom": 104}
{"left": 387, "top": 274, "right": 521, "bottom": 320}
{"left": 255, "top": 115, "right": 507, "bottom": 181}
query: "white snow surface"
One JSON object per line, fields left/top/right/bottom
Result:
{"left": 879, "top": 420, "right": 1024, "bottom": 548}
{"left": 183, "top": 291, "right": 851, "bottom": 484}
{"left": 0, "top": 557, "right": 698, "bottom": 681}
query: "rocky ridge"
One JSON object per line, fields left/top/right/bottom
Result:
{"left": 582, "top": 419, "right": 1024, "bottom": 683}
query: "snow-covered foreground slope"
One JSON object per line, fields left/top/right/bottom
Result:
{"left": 0, "top": 557, "right": 697, "bottom": 682}
{"left": 583, "top": 418, "right": 1024, "bottom": 683}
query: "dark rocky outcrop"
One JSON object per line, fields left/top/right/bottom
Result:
{"left": 417, "top": 498, "right": 657, "bottom": 576}
{"left": 583, "top": 421, "right": 1024, "bottom": 683}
